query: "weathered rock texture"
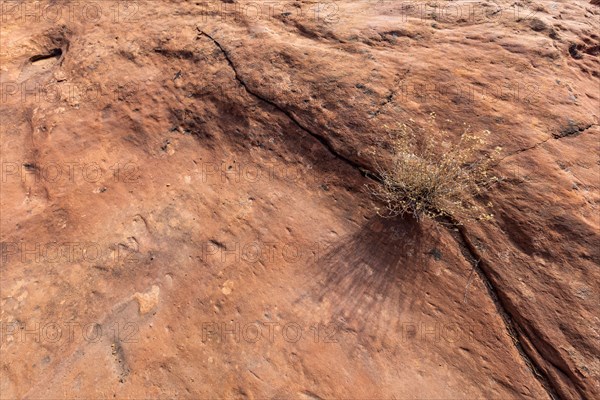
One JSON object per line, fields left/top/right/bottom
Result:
{"left": 0, "top": 0, "right": 598, "bottom": 398}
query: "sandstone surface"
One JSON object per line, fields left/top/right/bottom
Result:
{"left": 0, "top": 1, "right": 598, "bottom": 398}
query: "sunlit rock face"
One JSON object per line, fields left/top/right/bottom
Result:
{"left": 0, "top": 1, "right": 598, "bottom": 398}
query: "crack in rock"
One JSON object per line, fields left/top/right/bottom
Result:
{"left": 453, "top": 222, "right": 584, "bottom": 400}
{"left": 500, "top": 123, "right": 598, "bottom": 161}
{"left": 196, "top": 27, "right": 378, "bottom": 181}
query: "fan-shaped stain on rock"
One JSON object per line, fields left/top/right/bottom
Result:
{"left": 304, "top": 215, "right": 427, "bottom": 336}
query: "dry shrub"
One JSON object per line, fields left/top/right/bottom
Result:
{"left": 369, "top": 114, "right": 501, "bottom": 223}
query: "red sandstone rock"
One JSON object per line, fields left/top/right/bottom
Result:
{"left": 0, "top": 1, "right": 598, "bottom": 398}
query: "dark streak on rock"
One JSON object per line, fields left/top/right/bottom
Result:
{"left": 196, "top": 28, "right": 380, "bottom": 182}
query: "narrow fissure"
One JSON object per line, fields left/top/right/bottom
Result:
{"left": 499, "top": 123, "right": 598, "bottom": 162}
{"left": 453, "top": 223, "right": 582, "bottom": 400}
{"left": 196, "top": 28, "right": 379, "bottom": 181}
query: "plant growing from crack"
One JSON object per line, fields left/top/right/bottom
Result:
{"left": 368, "top": 113, "right": 501, "bottom": 223}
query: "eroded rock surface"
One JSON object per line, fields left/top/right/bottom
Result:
{"left": 0, "top": 1, "right": 598, "bottom": 398}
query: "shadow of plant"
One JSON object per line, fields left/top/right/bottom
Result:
{"left": 298, "top": 215, "right": 430, "bottom": 337}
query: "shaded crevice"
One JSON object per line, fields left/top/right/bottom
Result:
{"left": 196, "top": 28, "right": 379, "bottom": 181}
{"left": 153, "top": 48, "right": 198, "bottom": 61}
{"left": 29, "top": 48, "right": 62, "bottom": 63}
{"left": 555, "top": 122, "right": 597, "bottom": 138}
{"left": 453, "top": 222, "right": 584, "bottom": 400}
